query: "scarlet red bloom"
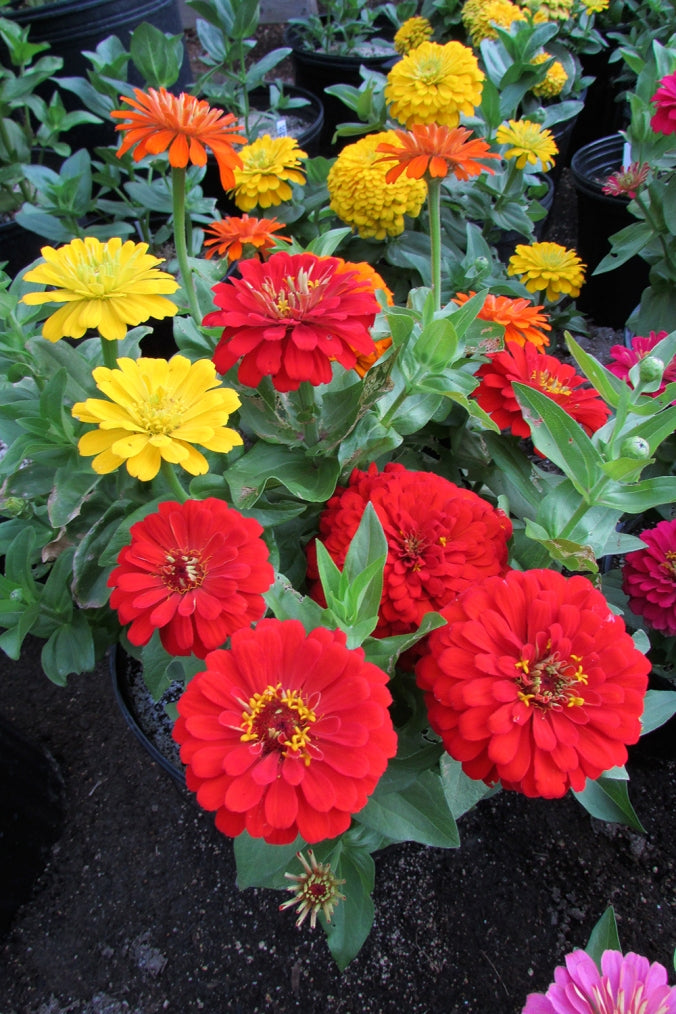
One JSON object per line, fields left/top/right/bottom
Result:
{"left": 172, "top": 619, "right": 397, "bottom": 844}
{"left": 203, "top": 214, "right": 290, "bottom": 262}
{"left": 112, "top": 88, "right": 245, "bottom": 189}
{"left": 602, "top": 161, "right": 650, "bottom": 198}
{"left": 416, "top": 569, "right": 650, "bottom": 798}
{"left": 306, "top": 463, "right": 512, "bottom": 638}
{"left": 651, "top": 70, "right": 676, "bottom": 135}
{"left": 376, "top": 123, "right": 498, "bottom": 182}
{"left": 622, "top": 518, "right": 676, "bottom": 636}
{"left": 452, "top": 291, "right": 551, "bottom": 350}
{"left": 473, "top": 341, "right": 611, "bottom": 448}
{"left": 108, "top": 499, "right": 274, "bottom": 658}
{"left": 608, "top": 331, "right": 676, "bottom": 396}
{"left": 204, "top": 251, "right": 381, "bottom": 391}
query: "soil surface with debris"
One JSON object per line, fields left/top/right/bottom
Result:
{"left": 1, "top": 21, "right": 673, "bottom": 1014}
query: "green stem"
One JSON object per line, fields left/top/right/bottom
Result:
{"left": 427, "top": 177, "right": 443, "bottom": 312}
{"left": 160, "top": 458, "right": 189, "bottom": 503}
{"left": 633, "top": 191, "right": 676, "bottom": 276}
{"left": 100, "top": 336, "right": 119, "bottom": 371}
{"left": 295, "top": 380, "right": 320, "bottom": 446}
{"left": 171, "top": 165, "right": 201, "bottom": 324}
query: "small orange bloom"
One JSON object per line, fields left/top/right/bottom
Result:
{"left": 112, "top": 87, "right": 246, "bottom": 189}
{"left": 203, "top": 214, "right": 290, "bottom": 262}
{"left": 354, "top": 336, "right": 394, "bottom": 377}
{"left": 452, "top": 291, "right": 551, "bottom": 350}
{"left": 334, "top": 259, "right": 394, "bottom": 305}
{"left": 376, "top": 123, "right": 498, "bottom": 183}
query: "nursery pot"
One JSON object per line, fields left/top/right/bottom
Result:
{"left": 110, "top": 646, "right": 185, "bottom": 787}
{"left": 0, "top": 713, "right": 65, "bottom": 934}
{"left": 3, "top": 0, "right": 192, "bottom": 148}
{"left": 284, "top": 22, "right": 398, "bottom": 156}
{"left": 569, "top": 46, "right": 629, "bottom": 156}
{"left": 494, "top": 173, "right": 556, "bottom": 264}
{"left": 570, "top": 134, "right": 650, "bottom": 328}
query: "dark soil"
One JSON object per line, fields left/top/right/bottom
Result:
{"left": 1, "top": 21, "right": 670, "bottom": 1014}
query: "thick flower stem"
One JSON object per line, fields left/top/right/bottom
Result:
{"left": 171, "top": 166, "right": 201, "bottom": 325}
{"left": 100, "top": 336, "right": 119, "bottom": 371}
{"left": 160, "top": 459, "right": 189, "bottom": 503}
{"left": 295, "top": 381, "right": 320, "bottom": 446}
{"left": 427, "top": 177, "right": 443, "bottom": 312}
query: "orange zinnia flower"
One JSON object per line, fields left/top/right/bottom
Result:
{"left": 203, "top": 214, "right": 290, "bottom": 262}
{"left": 453, "top": 291, "right": 551, "bottom": 350}
{"left": 112, "top": 87, "right": 245, "bottom": 189}
{"left": 354, "top": 336, "right": 394, "bottom": 378}
{"left": 376, "top": 123, "right": 498, "bottom": 183}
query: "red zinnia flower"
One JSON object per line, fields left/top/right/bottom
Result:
{"left": 112, "top": 88, "right": 245, "bottom": 189}
{"left": 608, "top": 331, "right": 676, "bottom": 397}
{"left": 108, "top": 499, "right": 274, "bottom": 658}
{"left": 203, "top": 214, "right": 290, "bottom": 262}
{"left": 622, "top": 518, "right": 676, "bottom": 636}
{"left": 172, "top": 619, "right": 398, "bottom": 844}
{"left": 306, "top": 463, "right": 512, "bottom": 639}
{"left": 376, "top": 122, "right": 498, "bottom": 182}
{"left": 203, "top": 251, "right": 381, "bottom": 391}
{"left": 415, "top": 569, "right": 650, "bottom": 798}
{"left": 473, "top": 340, "right": 611, "bottom": 448}
{"left": 651, "top": 70, "right": 676, "bottom": 135}
{"left": 452, "top": 291, "right": 551, "bottom": 350}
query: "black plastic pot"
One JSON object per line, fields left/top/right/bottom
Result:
{"left": 0, "top": 714, "right": 65, "bottom": 934}
{"left": 3, "top": 0, "right": 192, "bottom": 148}
{"left": 494, "top": 173, "right": 556, "bottom": 264}
{"left": 284, "top": 23, "right": 398, "bottom": 155}
{"left": 569, "top": 46, "right": 629, "bottom": 156}
{"left": 570, "top": 134, "right": 650, "bottom": 328}
{"left": 110, "top": 646, "right": 185, "bottom": 787}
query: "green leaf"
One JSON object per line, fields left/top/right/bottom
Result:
{"left": 513, "top": 383, "right": 603, "bottom": 496}
{"left": 362, "top": 611, "right": 447, "bottom": 675}
{"left": 597, "top": 477, "right": 676, "bottom": 513}
{"left": 225, "top": 442, "right": 340, "bottom": 508}
{"left": 130, "top": 22, "right": 184, "bottom": 87}
{"left": 263, "top": 572, "right": 327, "bottom": 630}
{"left": 324, "top": 841, "right": 375, "bottom": 972}
{"left": 439, "top": 753, "right": 496, "bottom": 819}
{"left": 40, "top": 610, "right": 96, "bottom": 684}
{"left": 355, "top": 770, "right": 460, "bottom": 848}
{"left": 640, "top": 688, "right": 676, "bottom": 735}
{"left": 572, "top": 774, "right": 645, "bottom": 833}
{"left": 585, "top": 908, "right": 621, "bottom": 968}
{"left": 524, "top": 519, "right": 599, "bottom": 573}
{"left": 234, "top": 832, "right": 303, "bottom": 890}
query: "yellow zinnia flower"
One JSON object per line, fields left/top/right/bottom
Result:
{"left": 531, "top": 52, "right": 568, "bottom": 99}
{"left": 71, "top": 355, "right": 243, "bottom": 481}
{"left": 521, "top": 0, "right": 574, "bottom": 19}
{"left": 385, "top": 41, "right": 484, "bottom": 128}
{"left": 229, "top": 134, "right": 307, "bottom": 212}
{"left": 327, "top": 131, "right": 426, "bottom": 240}
{"left": 507, "top": 242, "right": 586, "bottom": 302}
{"left": 463, "top": 0, "right": 526, "bottom": 46}
{"left": 21, "top": 236, "right": 179, "bottom": 342}
{"left": 394, "top": 16, "right": 434, "bottom": 54}
{"left": 496, "top": 119, "right": 559, "bottom": 172}
{"left": 582, "top": 0, "right": 608, "bottom": 12}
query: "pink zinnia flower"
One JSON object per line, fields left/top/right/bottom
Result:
{"left": 602, "top": 161, "right": 650, "bottom": 198}
{"left": 522, "top": 948, "right": 676, "bottom": 1013}
{"left": 651, "top": 69, "right": 676, "bottom": 135}
{"left": 622, "top": 518, "right": 676, "bottom": 635}
{"left": 608, "top": 331, "right": 676, "bottom": 397}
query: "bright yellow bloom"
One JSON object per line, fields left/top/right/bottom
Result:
{"left": 21, "top": 237, "right": 179, "bottom": 342}
{"left": 385, "top": 41, "right": 484, "bottom": 128}
{"left": 507, "top": 242, "right": 586, "bottom": 302}
{"left": 71, "top": 355, "right": 243, "bottom": 481}
{"left": 582, "top": 0, "right": 608, "bottom": 12}
{"left": 463, "top": 0, "right": 526, "bottom": 46}
{"left": 229, "top": 134, "right": 307, "bottom": 212}
{"left": 531, "top": 52, "right": 568, "bottom": 99}
{"left": 496, "top": 119, "right": 558, "bottom": 172}
{"left": 394, "top": 16, "right": 434, "bottom": 54}
{"left": 521, "top": 0, "right": 574, "bottom": 19}
{"left": 327, "top": 131, "right": 426, "bottom": 240}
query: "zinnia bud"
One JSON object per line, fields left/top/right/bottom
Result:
{"left": 638, "top": 355, "right": 665, "bottom": 384}
{"left": 620, "top": 436, "right": 651, "bottom": 459}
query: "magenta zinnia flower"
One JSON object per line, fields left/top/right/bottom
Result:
{"left": 651, "top": 69, "right": 676, "bottom": 135}
{"left": 622, "top": 518, "right": 676, "bottom": 636}
{"left": 602, "top": 161, "right": 650, "bottom": 198}
{"left": 608, "top": 331, "right": 676, "bottom": 397}
{"left": 522, "top": 948, "right": 676, "bottom": 1013}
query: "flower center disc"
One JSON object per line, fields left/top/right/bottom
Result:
{"left": 515, "top": 650, "right": 588, "bottom": 710}
{"left": 240, "top": 684, "right": 317, "bottom": 763}
{"left": 161, "top": 551, "right": 205, "bottom": 592}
